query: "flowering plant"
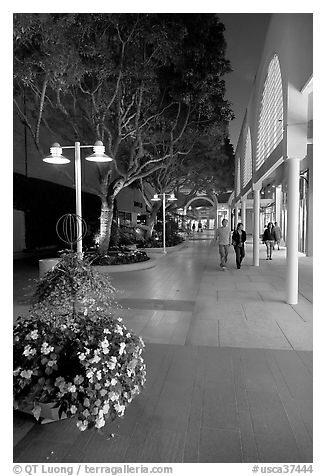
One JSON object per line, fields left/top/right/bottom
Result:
{"left": 13, "top": 252, "right": 146, "bottom": 431}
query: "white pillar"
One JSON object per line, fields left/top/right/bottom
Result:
{"left": 241, "top": 199, "right": 246, "bottom": 230}
{"left": 275, "top": 186, "right": 282, "bottom": 225}
{"left": 234, "top": 204, "right": 239, "bottom": 228}
{"left": 253, "top": 188, "right": 260, "bottom": 266}
{"left": 74, "top": 142, "right": 83, "bottom": 256}
{"left": 286, "top": 158, "right": 300, "bottom": 304}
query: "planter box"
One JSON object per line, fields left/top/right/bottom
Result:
{"left": 19, "top": 401, "right": 67, "bottom": 424}
{"left": 39, "top": 258, "right": 60, "bottom": 278}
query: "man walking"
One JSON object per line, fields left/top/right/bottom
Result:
{"left": 216, "top": 218, "right": 231, "bottom": 270}
{"left": 273, "top": 222, "right": 282, "bottom": 250}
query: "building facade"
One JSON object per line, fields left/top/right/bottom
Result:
{"left": 231, "top": 14, "right": 313, "bottom": 304}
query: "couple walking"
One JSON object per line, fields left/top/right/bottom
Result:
{"left": 215, "top": 219, "right": 246, "bottom": 270}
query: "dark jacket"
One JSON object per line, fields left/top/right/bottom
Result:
{"left": 232, "top": 229, "right": 247, "bottom": 246}
{"left": 263, "top": 227, "right": 277, "bottom": 241}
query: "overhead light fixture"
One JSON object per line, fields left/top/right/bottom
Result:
{"left": 43, "top": 143, "right": 70, "bottom": 164}
{"left": 85, "top": 140, "right": 113, "bottom": 162}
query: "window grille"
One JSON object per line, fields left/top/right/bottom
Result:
{"left": 242, "top": 129, "right": 252, "bottom": 188}
{"left": 236, "top": 158, "right": 241, "bottom": 196}
{"left": 256, "top": 55, "right": 283, "bottom": 170}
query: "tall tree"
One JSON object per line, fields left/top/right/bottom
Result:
{"left": 14, "top": 13, "right": 233, "bottom": 253}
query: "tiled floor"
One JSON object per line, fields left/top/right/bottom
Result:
{"left": 13, "top": 235, "right": 313, "bottom": 463}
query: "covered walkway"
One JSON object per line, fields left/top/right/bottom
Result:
{"left": 13, "top": 233, "right": 312, "bottom": 463}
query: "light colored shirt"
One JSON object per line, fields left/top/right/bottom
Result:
{"left": 216, "top": 226, "right": 231, "bottom": 245}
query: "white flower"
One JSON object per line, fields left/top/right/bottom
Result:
{"left": 41, "top": 342, "right": 54, "bottom": 355}
{"left": 83, "top": 398, "right": 90, "bottom": 407}
{"left": 103, "top": 328, "right": 111, "bottom": 334}
{"left": 110, "top": 378, "right": 117, "bottom": 386}
{"left": 47, "top": 360, "right": 57, "bottom": 367}
{"left": 23, "top": 345, "right": 36, "bottom": 357}
{"left": 119, "top": 342, "right": 126, "bottom": 355}
{"left": 114, "top": 402, "right": 125, "bottom": 415}
{"left": 20, "top": 369, "right": 33, "bottom": 379}
{"left": 29, "top": 330, "right": 38, "bottom": 340}
{"left": 115, "top": 325, "right": 123, "bottom": 335}
{"left": 91, "top": 354, "right": 101, "bottom": 364}
{"left": 108, "top": 356, "right": 117, "bottom": 370}
{"left": 76, "top": 420, "right": 88, "bottom": 431}
{"left": 83, "top": 409, "right": 90, "bottom": 417}
{"left": 70, "top": 405, "right": 77, "bottom": 414}
{"left": 78, "top": 353, "right": 86, "bottom": 361}
{"left": 67, "top": 384, "right": 76, "bottom": 393}
{"left": 100, "top": 389, "right": 107, "bottom": 396}
{"left": 95, "top": 416, "right": 106, "bottom": 429}
{"left": 102, "top": 403, "right": 110, "bottom": 414}
{"left": 86, "top": 370, "right": 94, "bottom": 380}
{"left": 108, "top": 391, "right": 119, "bottom": 402}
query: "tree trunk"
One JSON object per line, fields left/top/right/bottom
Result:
{"left": 98, "top": 196, "right": 115, "bottom": 255}
{"left": 145, "top": 202, "right": 161, "bottom": 239}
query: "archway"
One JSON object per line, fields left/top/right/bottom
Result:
{"left": 184, "top": 195, "right": 217, "bottom": 232}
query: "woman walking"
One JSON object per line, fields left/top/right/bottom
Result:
{"left": 232, "top": 223, "right": 247, "bottom": 269}
{"left": 263, "top": 222, "right": 277, "bottom": 260}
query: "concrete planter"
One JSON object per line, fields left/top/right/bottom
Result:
{"left": 140, "top": 240, "right": 187, "bottom": 254}
{"left": 19, "top": 401, "right": 67, "bottom": 424}
{"left": 39, "top": 258, "right": 60, "bottom": 278}
{"left": 93, "top": 256, "right": 157, "bottom": 273}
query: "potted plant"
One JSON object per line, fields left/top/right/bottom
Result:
{"left": 13, "top": 251, "right": 146, "bottom": 431}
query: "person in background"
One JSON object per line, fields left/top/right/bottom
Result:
{"left": 216, "top": 218, "right": 231, "bottom": 270}
{"left": 273, "top": 222, "right": 282, "bottom": 250}
{"left": 198, "top": 221, "right": 203, "bottom": 232}
{"left": 263, "top": 222, "right": 277, "bottom": 260}
{"left": 232, "top": 223, "right": 247, "bottom": 269}
{"left": 192, "top": 223, "right": 196, "bottom": 232}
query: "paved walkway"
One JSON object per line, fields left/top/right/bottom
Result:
{"left": 13, "top": 234, "right": 313, "bottom": 463}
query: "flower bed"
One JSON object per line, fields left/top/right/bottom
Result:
{"left": 13, "top": 252, "right": 146, "bottom": 431}
{"left": 89, "top": 247, "right": 149, "bottom": 266}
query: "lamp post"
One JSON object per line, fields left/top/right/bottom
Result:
{"left": 151, "top": 192, "right": 177, "bottom": 253}
{"left": 43, "top": 140, "right": 112, "bottom": 255}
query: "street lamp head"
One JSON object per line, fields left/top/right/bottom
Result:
{"left": 168, "top": 192, "right": 177, "bottom": 201}
{"left": 151, "top": 193, "right": 161, "bottom": 201}
{"left": 85, "top": 140, "right": 113, "bottom": 162}
{"left": 43, "top": 143, "right": 70, "bottom": 164}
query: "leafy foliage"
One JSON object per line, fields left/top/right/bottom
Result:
{"left": 14, "top": 13, "right": 234, "bottom": 253}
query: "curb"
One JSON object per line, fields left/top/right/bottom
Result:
{"left": 93, "top": 256, "right": 158, "bottom": 273}
{"left": 139, "top": 241, "right": 187, "bottom": 254}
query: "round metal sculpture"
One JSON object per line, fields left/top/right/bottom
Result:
{"left": 56, "top": 214, "right": 87, "bottom": 251}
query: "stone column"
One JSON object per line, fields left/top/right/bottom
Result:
{"left": 241, "top": 198, "right": 246, "bottom": 230}
{"left": 253, "top": 187, "right": 260, "bottom": 267}
{"left": 286, "top": 157, "right": 301, "bottom": 304}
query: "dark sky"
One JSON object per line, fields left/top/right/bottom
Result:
{"left": 218, "top": 13, "right": 272, "bottom": 149}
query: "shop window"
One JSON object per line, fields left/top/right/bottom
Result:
{"left": 118, "top": 211, "right": 132, "bottom": 226}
